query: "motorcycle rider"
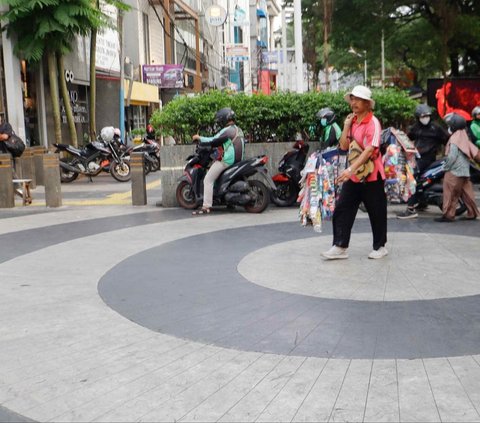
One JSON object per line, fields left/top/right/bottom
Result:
{"left": 191, "top": 107, "right": 245, "bottom": 214}
{"left": 146, "top": 124, "right": 156, "bottom": 141}
{"left": 397, "top": 104, "right": 449, "bottom": 219}
{"left": 317, "top": 107, "right": 341, "bottom": 148}
{"left": 469, "top": 106, "right": 480, "bottom": 148}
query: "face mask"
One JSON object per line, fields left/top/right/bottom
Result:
{"left": 419, "top": 117, "right": 430, "bottom": 126}
{"left": 320, "top": 118, "right": 327, "bottom": 127}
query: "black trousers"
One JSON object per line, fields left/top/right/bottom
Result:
{"left": 332, "top": 178, "right": 387, "bottom": 250}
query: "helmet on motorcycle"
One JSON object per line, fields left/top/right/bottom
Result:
{"left": 214, "top": 107, "right": 236, "bottom": 127}
{"left": 100, "top": 126, "right": 115, "bottom": 142}
{"left": 472, "top": 106, "right": 480, "bottom": 120}
{"left": 414, "top": 104, "right": 432, "bottom": 119}
{"left": 113, "top": 128, "right": 121, "bottom": 137}
{"left": 316, "top": 108, "right": 336, "bottom": 126}
{"left": 444, "top": 112, "right": 467, "bottom": 132}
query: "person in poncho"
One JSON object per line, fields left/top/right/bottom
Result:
{"left": 436, "top": 113, "right": 480, "bottom": 222}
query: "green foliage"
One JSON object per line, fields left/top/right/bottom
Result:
{"left": 0, "top": 0, "right": 115, "bottom": 62}
{"left": 150, "top": 90, "right": 418, "bottom": 144}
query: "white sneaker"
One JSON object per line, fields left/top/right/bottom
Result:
{"left": 368, "top": 247, "right": 388, "bottom": 259}
{"left": 322, "top": 245, "right": 348, "bottom": 260}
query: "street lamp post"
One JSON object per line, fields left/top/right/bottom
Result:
{"left": 348, "top": 47, "right": 367, "bottom": 86}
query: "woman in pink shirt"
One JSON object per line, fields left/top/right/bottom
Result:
{"left": 322, "top": 85, "right": 388, "bottom": 260}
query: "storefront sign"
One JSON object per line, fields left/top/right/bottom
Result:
{"left": 226, "top": 45, "right": 249, "bottom": 57}
{"left": 205, "top": 5, "right": 227, "bottom": 26}
{"left": 142, "top": 64, "right": 184, "bottom": 89}
{"left": 61, "top": 85, "right": 89, "bottom": 124}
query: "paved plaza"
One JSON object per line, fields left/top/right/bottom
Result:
{"left": 1, "top": 181, "right": 480, "bottom": 422}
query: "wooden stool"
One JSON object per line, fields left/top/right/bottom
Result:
{"left": 13, "top": 179, "right": 32, "bottom": 206}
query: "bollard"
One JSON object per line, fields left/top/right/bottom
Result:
{"left": 32, "top": 146, "right": 46, "bottom": 186}
{"left": 43, "top": 153, "right": 62, "bottom": 207}
{"left": 15, "top": 148, "right": 36, "bottom": 189}
{"left": 0, "top": 154, "right": 14, "bottom": 208}
{"left": 131, "top": 152, "right": 147, "bottom": 206}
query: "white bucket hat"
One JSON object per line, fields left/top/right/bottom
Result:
{"left": 344, "top": 85, "right": 375, "bottom": 109}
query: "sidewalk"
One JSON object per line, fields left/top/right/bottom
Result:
{"left": 1, "top": 185, "right": 480, "bottom": 422}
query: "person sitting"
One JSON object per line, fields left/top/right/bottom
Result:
{"left": 192, "top": 107, "right": 245, "bottom": 215}
{"left": 469, "top": 106, "right": 480, "bottom": 148}
{"left": 397, "top": 104, "right": 449, "bottom": 219}
{"left": 317, "top": 107, "right": 341, "bottom": 148}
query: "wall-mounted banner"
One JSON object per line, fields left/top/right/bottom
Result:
{"left": 96, "top": 0, "right": 120, "bottom": 74}
{"left": 142, "top": 64, "right": 184, "bottom": 89}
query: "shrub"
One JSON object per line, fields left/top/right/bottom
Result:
{"left": 150, "top": 89, "right": 418, "bottom": 144}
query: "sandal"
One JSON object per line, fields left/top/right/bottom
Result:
{"left": 192, "top": 207, "right": 211, "bottom": 215}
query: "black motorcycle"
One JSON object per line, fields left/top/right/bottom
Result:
{"left": 54, "top": 136, "right": 131, "bottom": 183}
{"left": 176, "top": 144, "right": 276, "bottom": 213}
{"left": 271, "top": 140, "right": 310, "bottom": 206}
{"left": 124, "top": 138, "right": 161, "bottom": 174}
{"left": 416, "top": 158, "right": 470, "bottom": 215}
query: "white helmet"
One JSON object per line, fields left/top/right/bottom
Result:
{"left": 100, "top": 126, "right": 115, "bottom": 142}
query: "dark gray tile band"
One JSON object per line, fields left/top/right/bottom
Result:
{"left": 98, "top": 221, "right": 480, "bottom": 360}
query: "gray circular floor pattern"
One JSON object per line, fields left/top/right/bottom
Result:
{"left": 99, "top": 221, "right": 480, "bottom": 360}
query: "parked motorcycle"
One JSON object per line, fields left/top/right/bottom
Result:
{"left": 416, "top": 158, "right": 469, "bottom": 215}
{"left": 271, "top": 140, "right": 310, "bottom": 206}
{"left": 124, "top": 137, "right": 161, "bottom": 174}
{"left": 176, "top": 143, "right": 276, "bottom": 213}
{"left": 54, "top": 127, "right": 131, "bottom": 183}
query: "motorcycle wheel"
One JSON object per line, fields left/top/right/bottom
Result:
{"left": 144, "top": 158, "right": 152, "bottom": 175}
{"left": 59, "top": 158, "right": 79, "bottom": 183}
{"left": 149, "top": 155, "right": 161, "bottom": 172}
{"left": 271, "top": 179, "right": 298, "bottom": 207}
{"left": 244, "top": 180, "right": 270, "bottom": 213}
{"left": 438, "top": 198, "right": 467, "bottom": 216}
{"left": 110, "top": 160, "right": 131, "bottom": 182}
{"left": 176, "top": 181, "right": 198, "bottom": 209}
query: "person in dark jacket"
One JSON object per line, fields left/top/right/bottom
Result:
{"left": 192, "top": 107, "right": 245, "bottom": 215}
{"left": 397, "top": 104, "right": 449, "bottom": 219}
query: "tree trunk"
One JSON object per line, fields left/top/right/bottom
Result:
{"left": 47, "top": 51, "right": 62, "bottom": 145}
{"left": 90, "top": 28, "right": 97, "bottom": 140}
{"left": 57, "top": 54, "right": 78, "bottom": 147}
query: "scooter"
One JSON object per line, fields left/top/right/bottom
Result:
{"left": 176, "top": 143, "right": 276, "bottom": 213}
{"left": 271, "top": 140, "right": 310, "bottom": 206}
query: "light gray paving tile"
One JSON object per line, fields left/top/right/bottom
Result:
{"left": 178, "top": 354, "right": 284, "bottom": 422}
{"left": 137, "top": 351, "right": 262, "bottom": 422}
{"left": 292, "top": 359, "right": 350, "bottom": 422}
{"left": 76, "top": 346, "right": 240, "bottom": 423}
{"left": 363, "top": 359, "right": 399, "bottom": 422}
{"left": 26, "top": 343, "right": 219, "bottom": 422}
{"left": 218, "top": 355, "right": 305, "bottom": 423}
{"left": 423, "top": 357, "right": 480, "bottom": 422}
{"left": 397, "top": 359, "right": 439, "bottom": 422}
{"left": 449, "top": 356, "right": 480, "bottom": 412}
{"left": 329, "top": 360, "right": 371, "bottom": 423}
{"left": 256, "top": 357, "right": 325, "bottom": 423}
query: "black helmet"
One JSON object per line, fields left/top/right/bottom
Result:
{"left": 414, "top": 104, "right": 432, "bottom": 119}
{"left": 444, "top": 112, "right": 467, "bottom": 132}
{"left": 472, "top": 106, "right": 480, "bottom": 119}
{"left": 316, "top": 108, "right": 336, "bottom": 125}
{"left": 214, "top": 107, "right": 236, "bottom": 127}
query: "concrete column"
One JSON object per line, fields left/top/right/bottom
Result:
{"left": 0, "top": 154, "right": 14, "bottom": 208}
{"left": 1, "top": 31, "right": 26, "bottom": 140}
{"left": 32, "top": 146, "right": 46, "bottom": 186}
{"left": 131, "top": 152, "right": 146, "bottom": 206}
{"left": 43, "top": 153, "right": 62, "bottom": 207}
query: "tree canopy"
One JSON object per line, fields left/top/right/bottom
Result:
{"left": 285, "top": 0, "right": 480, "bottom": 89}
